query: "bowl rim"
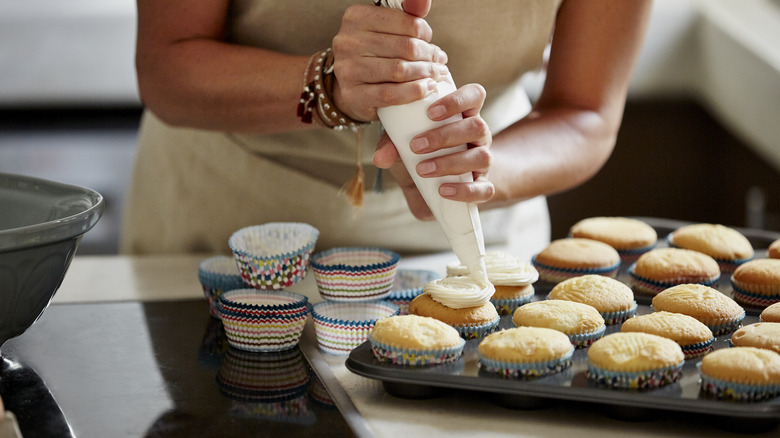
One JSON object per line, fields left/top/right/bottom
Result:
{"left": 0, "top": 172, "right": 104, "bottom": 252}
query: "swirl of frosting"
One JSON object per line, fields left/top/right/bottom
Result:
{"left": 425, "top": 276, "right": 495, "bottom": 309}
{"left": 447, "top": 251, "right": 539, "bottom": 286}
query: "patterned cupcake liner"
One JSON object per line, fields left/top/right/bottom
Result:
{"left": 311, "top": 301, "right": 400, "bottom": 355}
{"left": 601, "top": 302, "right": 638, "bottom": 325}
{"left": 731, "top": 284, "right": 780, "bottom": 309}
{"left": 491, "top": 292, "right": 535, "bottom": 316}
{"left": 569, "top": 324, "right": 606, "bottom": 349}
{"left": 312, "top": 247, "right": 401, "bottom": 301}
{"left": 616, "top": 243, "right": 656, "bottom": 265}
{"left": 453, "top": 315, "right": 501, "bottom": 340}
{"left": 701, "top": 311, "right": 746, "bottom": 336}
{"left": 587, "top": 361, "right": 684, "bottom": 390}
{"left": 218, "top": 289, "right": 309, "bottom": 320}
{"left": 699, "top": 374, "right": 780, "bottom": 402}
{"left": 479, "top": 346, "right": 574, "bottom": 378}
{"left": 229, "top": 223, "right": 319, "bottom": 290}
{"left": 627, "top": 263, "right": 720, "bottom": 296}
{"left": 368, "top": 334, "right": 466, "bottom": 366}
{"left": 198, "top": 255, "right": 247, "bottom": 317}
{"left": 221, "top": 314, "right": 309, "bottom": 353}
{"left": 383, "top": 269, "right": 441, "bottom": 315}
{"left": 531, "top": 256, "right": 620, "bottom": 284}
{"left": 680, "top": 338, "right": 714, "bottom": 359}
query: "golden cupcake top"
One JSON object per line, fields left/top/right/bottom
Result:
{"left": 732, "top": 259, "right": 780, "bottom": 288}
{"left": 633, "top": 248, "right": 720, "bottom": 279}
{"left": 621, "top": 311, "right": 713, "bottom": 345}
{"left": 534, "top": 238, "right": 620, "bottom": 269}
{"left": 370, "top": 314, "right": 463, "bottom": 350}
{"left": 731, "top": 322, "right": 780, "bottom": 354}
{"left": 569, "top": 217, "right": 657, "bottom": 250}
{"left": 761, "top": 302, "right": 780, "bottom": 323}
{"left": 769, "top": 239, "right": 780, "bottom": 259}
{"left": 478, "top": 326, "right": 572, "bottom": 362}
{"left": 700, "top": 347, "right": 780, "bottom": 385}
{"left": 587, "top": 332, "right": 684, "bottom": 372}
{"left": 512, "top": 300, "right": 605, "bottom": 335}
{"left": 669, "top": 223, "right": 754, "bottom": 260}
{"left": 651, "top": 284, "right": 744, "bottom": 319}
{"left": 409, "top": 293, "right": 498, "bottom": 326}
{"left": 549, "top": 274, "right": 634, "bottom": 312}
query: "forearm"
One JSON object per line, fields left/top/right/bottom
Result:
{"left": 136, "top": 40, "right": 311, "bottom": 134}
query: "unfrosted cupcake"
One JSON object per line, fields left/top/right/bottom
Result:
{"left": 731, "top": 322, "right": 780, "bottom": 354}
{"left": 700, "top": 347, "right": 780, "bottom": 401}
{"left": 731, "top": 258, "right": 780, "bottom": 309}
{"left": 667, "top": 223, "right": 754, "bottom": 273}
{"left": 512, "top": 299, "right": 606, "bottom": 348}
{"left": 478, "top": 326, "right": 574, "bottom": 378}
{"left": 628, "top": 248, "right": 720, "bottom": 296}
{"left": 569, "top": 216, "right": 657, "bottom": 264}
{"left": 651, "top": 284, "right": 745, "bottom": 336}
{"left": 621, "top": 311, "right": 714, "bottom": 359}
{"left": 761, "top": 302, "right": 780, "bottom": 323}
{"left": 587, "top": 332, "right": 684, "bottom": 389}
{"left": 409, "top": 276, "right": 499, "bottom": 340}
{"left": 769, "top": 239, "right": 780, "bottom": 259}
{"left": 368, "top": 314, "right": 466, "bottom": 366}
{"left": 531, "top": 238, "right": 621, "bottom": 284}
{"left": 548, "top": 274, "right": 637, "bottom": 325}
{"left": 447, "top": 251, "right": 538, "bottom": 315}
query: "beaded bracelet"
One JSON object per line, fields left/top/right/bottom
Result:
{"left": 297, "top": 48, "right": 369, "bottom": 131}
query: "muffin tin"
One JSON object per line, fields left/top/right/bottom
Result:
{"left": 346, "top": 218, "right": 780, "bottom": 430}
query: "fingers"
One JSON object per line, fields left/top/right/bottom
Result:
{"left": 439, "top": 176, "right": 496, "bottom": 203}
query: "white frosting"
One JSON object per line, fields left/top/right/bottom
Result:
{"left": 447, "top": 251, "right": 539, "bottom": 286}
{"left": 424, "top": 276, "right": 495, "bottom": 309}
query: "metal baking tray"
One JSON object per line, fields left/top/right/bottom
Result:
{"left": 346, "top": 218, "right": 780, "bottom": 431}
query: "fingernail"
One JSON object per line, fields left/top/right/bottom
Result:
{"left": 417, "top": 161, "right": 435, "bottom": 175}
{"left": 410, "top": 137, "right": 428, "bottom": 153}
{"left": 438, "top": 50, "right": 448, "bottom": 64}
{"left": 439, "top": 65, "right": 450, "bottom": 78}
{"left": 428, "top": 104, "right": 445, "bottom": 120}
{"left": 426, "top": 79, "right": 437, "bottom": 93}
{"left": 439, "top": 186, "right": 456, "bottom": 197}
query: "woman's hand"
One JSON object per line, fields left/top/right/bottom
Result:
{"left": 373, "top": 83, "right": 494, "bottom": 220}
{"left": 330, "top": 5, "right": 449, "bottom": 122}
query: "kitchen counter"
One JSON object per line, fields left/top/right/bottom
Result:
{"left": 0, "top": 250, "right": 772, "bottom": 437}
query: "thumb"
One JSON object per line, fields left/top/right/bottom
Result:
{"left": 401, "top": 0, "right": 431, "bottom": 18}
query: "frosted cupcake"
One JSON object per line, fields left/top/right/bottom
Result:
{"left": 700, "top": 347, "right": 780, "bottom": 401}
{"left": 368, "top": 314, "right": 466, "bottom": 366}
{"left": 447, "top": 251, "right": 538, "bottom": 315}
{"left": 548, "top": 274, "right": 637, "bottom": 325}
{"left": 651, "top": 284, "right": 745, "bottom": 336}
{"left": 409, "top": 275, "right": 499, "bottom": 340}
{"left": 478, "top": 326, "right": 574, "bottom": 378}
{"left": 512, "top": 299, "right": 606, "bottom": 348}
{"left": 621, "top": 311, "right": 714, "bottom": 359}
{"left": 587, "top": 332, "right": 684, "bottom": 390}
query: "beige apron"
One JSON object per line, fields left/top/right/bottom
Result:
{"left": 120, "top": 0, "right": 560, "bottom": 259}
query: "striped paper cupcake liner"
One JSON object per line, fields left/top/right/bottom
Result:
{"left": 569, "top": 324, "right": 606, "bottom": 349}
{"left": 453, "top": 315, "right": 501, "bottom": 340}
{"left": 491, "top": 292, "right": 535, "bottom": 316}
{"left": 700, "top": 374, "right": 780, "bottom": 402}
{"left": 701, "top": 311, "right": 745, "bottom": 336}
{"left": 311, "top": 301, "right": 400, "bottom": 355}
{"left": 229, "top": 223, "right": 319, "bottom": 290}
{"left": 479, "top": 346, "right": 574, "bottom": 378}
{"left": 601, "top": 302, "right": 638, "bottom": 325}
{"left": 731, "top": 284, "right": 780, "bottom": 309}
{"left": 681, "top": 338, "right": 714, "bottom": 359}
{"left": 312, "top": 247, "right": 400, "bottom": 301}
{"left": 587, "top": 361, "right": 684, "bottom": 390}
{"left": 198, "top": 255, "right": 247, "bottom": 317}
{"left": 368, "top": 334, "right": 466, "bottom": 366}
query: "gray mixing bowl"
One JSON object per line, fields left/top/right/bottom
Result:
{"left": 0, "top": 172, "right": 104, "bottom": 348}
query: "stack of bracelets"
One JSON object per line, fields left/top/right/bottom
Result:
{"left": 297, "top": 48, "right": 370, "bottom": 131}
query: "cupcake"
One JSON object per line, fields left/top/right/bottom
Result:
{"left": 667, "top": 223, "right": 754, "bottom": 273}
{"left": 408, "top": 276, "right": 498, "bottom": 339}
{"left": 769, "top": 239, "right": 780, "bottom": 259}
{"left": 548, "top": 274, "right": 637, "bottom": 324}
{"left": 628, "top": 248, "right": 720, "bottom": 296}
{"left": 447, "top": 251, "right": 538, "bottom": 315}
{"left": 368, "top": 314, "right": 466, "bottom": 365}
{"left": 569, "top": 216, "right": 657, "bottom": 264}
{"left": 384, "top": 269, "right": 440, "bottom": 315}
{"left": 731, "top": 322, "right": 780, "bottom": 354}
{"left": 512, "top": 299, "right": 606, "bottom": 348}
{"left": 731, "top": 258, "right": 780, "bottom": 309}
{"left": 198, "top": 255, "right": 247, "bottom": 318}
{"left": 651, "top": 284, "right": 745, "bottom": 336}
{"left": 761, "top": 302, "right": 780, "bottom": 322}
{"left": 699, "top": 347, "right": 780, "bottom": 401}
{"left": 477, "top": 326, "right": 574, "bottom": 378}
{"left": 587, "top": 332, "right": 684, "bottom": 389}
{"left": 531, "top": 238, "right": 621, "bottom": 284}
{"left": 621, "top": 311, "right": 714, "bottom": 359}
